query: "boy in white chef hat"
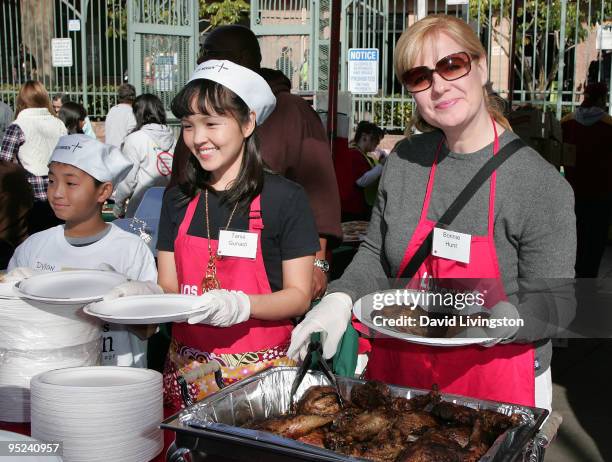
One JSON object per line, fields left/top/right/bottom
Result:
{"left": 8, "top": 134, "right": 160, "bottom": 367}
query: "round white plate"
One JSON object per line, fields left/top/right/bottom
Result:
{"left": 353, "top": 290, "right": 494, "bottom": 347}
{"left": 14, "top": 270, "right": 127, "bottom": 304}
{"left": 83, "top": 294, "right": 201, "bottom": 324}
{"left": 33, "top": 366, "right": 160, "bottom": 389}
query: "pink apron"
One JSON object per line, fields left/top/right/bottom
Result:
{"left": 366, "top": 125, "right": 535, "bottom": 407}
{"left": 163, "top": 193, "right": 294, "bottom": 414}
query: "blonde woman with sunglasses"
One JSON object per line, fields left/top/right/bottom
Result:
{"left": 288, "top": 14, "right": 576, "bottom": 411}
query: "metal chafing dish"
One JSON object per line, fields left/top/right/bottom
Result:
{"left": 162, "top": 367, "right": 556, "bottom": 462}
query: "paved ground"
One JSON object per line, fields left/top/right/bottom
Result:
{"left": 545, "top": 247, "right": 612, "bottom": 462}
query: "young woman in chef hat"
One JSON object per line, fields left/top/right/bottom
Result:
{"left": 7, "top": 134, "right": 158, "bottom": 367}
{"left": 108, "top": 60, "right": 319, "bottom": 416}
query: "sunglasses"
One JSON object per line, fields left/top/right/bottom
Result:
{"left": 401, "top": 52, "right": 473, "bottom": 93}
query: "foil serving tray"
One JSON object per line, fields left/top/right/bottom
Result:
{"left": 162, "top": 366, "right": 548, "bottom": 461}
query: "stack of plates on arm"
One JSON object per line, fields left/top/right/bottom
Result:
{"left": 0, "top": 270, "right": 126, "bottom": 423}
{"left": 30, "top": 367, "right": 163, "bottom": 462}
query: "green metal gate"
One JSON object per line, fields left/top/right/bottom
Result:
{"left": 0, "top": 0, "right": 129, "bottom": 119}
{"left": 127, "top": 0, "right": 199, "bottom": 115}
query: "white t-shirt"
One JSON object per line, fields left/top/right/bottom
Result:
{"left": 9, "top": 223, "right": 157, "bottom": 368}
{"left": 104, "top": 103, "right": 136, "bottom": 148}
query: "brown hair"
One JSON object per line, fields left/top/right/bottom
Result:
{"left": 394, "top": 14, "right": 511, "bottom": 135}
{"left": 15, "top": 80, "right": 54, "bottom": 117}
{"left": 0, "top": 161, "right": 34, "bottom": 248}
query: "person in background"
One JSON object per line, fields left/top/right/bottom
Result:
{"left": 105, "top": 83, "right": 137, "bottom": 148}
{"left": 0, "top": 81, "right": 67, "bottom": 234}
{"left": 275, "top": 46, "right": 294, "bottom": 82}
{"left": 334, "top": 121, "right": 384, "bottom": 221}
{"left": 0, "top": 162, "right": 33, "bottom": 269}
{"left": 288, "top": 14, "right": 576, "bottom": 412}
{"left": 562, "top": 82, "right": 612, "bottom": 278}
{"left": 7, "top": 134, "right": 158, "bottom": 367}
{"left": 299, "top": 49, "right": 309, "bottom": 91}
{"left": 52, "top": 94, "right": 96, "bottom": 140}
{"left": 172, "top": 25, "right": 342, "bottom": 299}
{"left": 0, "top": 100, "right": 12, "bottom": 141}
{"left": 113, "top": 93, "right": 176, "bottom": 218}
{"left": 58, "top": 101, "right": 86, "bottom": 135}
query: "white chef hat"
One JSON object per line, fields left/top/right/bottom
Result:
{"left": 49, "top": 134, "right": 133, "bottom": 185}
{"left": 188, "top": 59, "right": 276, "bottom": 125}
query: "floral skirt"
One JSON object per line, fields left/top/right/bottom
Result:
{"left": 163, "top": 337, "right": 296, "bottom": 413}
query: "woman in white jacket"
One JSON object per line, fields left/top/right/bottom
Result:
{"left": 113, "top": 94, "right": 176, "bottom": 217}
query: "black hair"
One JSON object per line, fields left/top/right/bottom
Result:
{"left": 353, "top": 121, "right": 384, "bottom": 144}
{"left": 58, "top": 101, "right": 87, "bottom": 134}
{"left": 132, "top": 93, "right": 167, "bottom": 132}
{"left": 117, "top": 83, "right": 136, "bottom": 103}
{"left": 170, "top": 79, "right": 263, "bottom": 215}
{"left": 197, "top": 25, "right": 262, "bottom": 70}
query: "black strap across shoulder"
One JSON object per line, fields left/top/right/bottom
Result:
{"left": 397, "top": 138, "right": 525, "bottom": 281}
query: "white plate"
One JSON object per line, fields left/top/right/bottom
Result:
{"left": 353, "top": 290, "right": 494, "bottom": 347}
{"left": 14, "top": 270, "right": 127, "bottom": 304}
{"left": 33, "top": 366, "right": 160, "bottom": 389}
{"left": 84, "top": 294, "right": 201, "bottom": 324}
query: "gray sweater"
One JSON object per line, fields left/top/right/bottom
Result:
{"left": 329, "top": 129, "right": 576, "bottom": 375}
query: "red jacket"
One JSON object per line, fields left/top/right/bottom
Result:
{"left": 333, "top": 139, "right": 373, "bottom": 216}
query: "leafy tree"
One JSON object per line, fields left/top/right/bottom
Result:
{"left": 469, "top": 0, "right": 608, "bottom": 100}
{"left": 199, "top": 0, "right": 249, "bottom": 32}
{"left": 107, "top": 0, "right": 250, "bottom": 38}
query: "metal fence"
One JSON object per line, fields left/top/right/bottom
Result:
{"left": 0, "top": 0, "right": 128, "bottom": 119}
{"left": 344, "top": 0, "right": 612, "bottom": 131}
{"left": 2, "top": 0, "right": 611, "bottom": 129}
{"left": 253, "top": 0, "right": 612, "bottom": 132}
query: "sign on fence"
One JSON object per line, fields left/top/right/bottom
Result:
{"left": 51, "top": 38, "right": 73, "bottom": 67}
{"left": 348, "top": 48, "right": 379, "bottom": 95}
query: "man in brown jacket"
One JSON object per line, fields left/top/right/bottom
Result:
{"left": 169, "top": 25, "right": 342, "bottom": 299}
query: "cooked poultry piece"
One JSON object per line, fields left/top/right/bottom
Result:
{"left": 399, "top": 430, "right": 467, "bottom": 462}
{"left": 332, "top": 408, "right": 395, "bottom": 442}
{"left": 296, "top": 428, "right": 326, "bottom": 448}
{"left": 478, "top": 409, "right": 523, "bottom": 435}
{"left": 296, "top": 385, "right": 341, "bottom": 416}
{"left": 431, "top": 401, "right": 479, "bottom": 426}
{"left": 391, "top": 386, "right": 440, "bottom": 412}
{"left": 350, "top": 381, "right": 392, "bottom": 410}
{"left": 350, "top": 428, "right": 407, "bottom": 462}
{"left": 394, "top": 411, "right": 438, "bottom": 438}
{"left": 252, "top": 414, "right": 332, "bottom": 439}
{"left": 437, "top": 426, "right": 472, "bottom": 448}
{"left": 432, "top": 401, "right": 522, "bottom": 442}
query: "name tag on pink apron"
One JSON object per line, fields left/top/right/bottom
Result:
{"left": 217, "top": 229, "right": 258, "bottom": 259}
{"left": 432, "top": 227, "right": 471, "bottom": 264}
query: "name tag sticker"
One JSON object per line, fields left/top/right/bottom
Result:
{"left": 432, "top": 227, "right": 471, "bottom": 264}
{"left": 217, "top": 229, "right": 258, "bottom": 259}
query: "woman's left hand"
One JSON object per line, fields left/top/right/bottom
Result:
{"left": 188, "top": 289, "right": 251, "bottom": 327}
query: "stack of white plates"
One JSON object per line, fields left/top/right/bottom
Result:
{"left": 30, "top": 367, "right": 163, "bottom": 462}
{"left": 0, "top": 270, "right": 126, "bottom": 423}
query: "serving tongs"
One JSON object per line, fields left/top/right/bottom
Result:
{"left": 289, "top": 341, "right": 346, "bottom": 411}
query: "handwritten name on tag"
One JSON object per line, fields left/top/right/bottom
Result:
{"left": 432, "top": 227, "right": 471, "bottom": 264}
{"left": 217, "top": 230, "right": 258, "bottom": 259}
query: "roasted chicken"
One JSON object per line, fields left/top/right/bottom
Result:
{"left": 244, "top": 381, "right": 522, "bottom": 462}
